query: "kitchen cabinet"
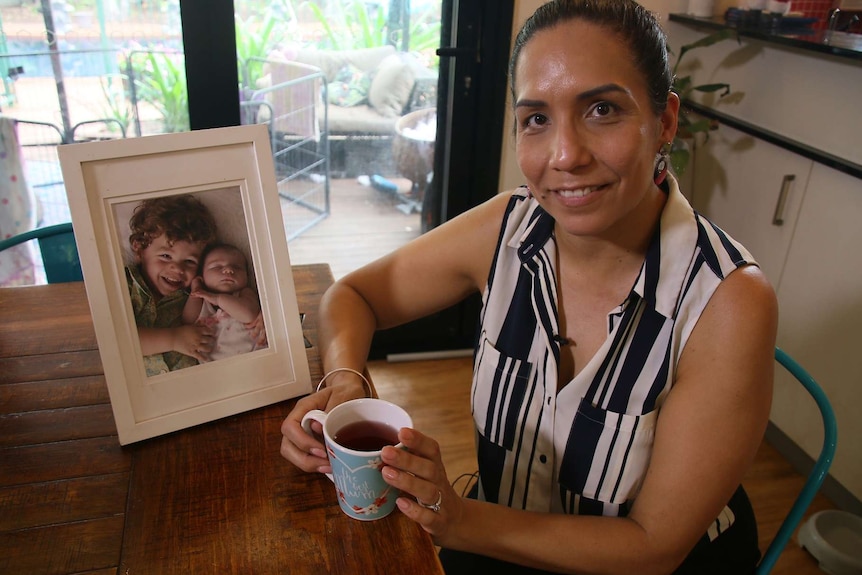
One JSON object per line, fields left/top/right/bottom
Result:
{"left": 771, "top": 163, "right": 862, "bottom": 501}
{"left": 693, "top": 132, "right": 862, "bottom": 503}
{"left": 670, "top": 5, "right": 862, "bottom": 510}
{"left": 690, "top": 124, "right": 813, "bottom": 288}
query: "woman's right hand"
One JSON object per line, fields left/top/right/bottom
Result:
{"left": 279, "top": 378, "right": 369, "bottom": 474}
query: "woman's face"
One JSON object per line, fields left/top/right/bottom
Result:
{"left": 513, "top": 20, "right": 678, "bottom": 239}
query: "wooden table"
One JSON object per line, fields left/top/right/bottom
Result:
{"left": 0, "top": 264, "right": 443, "bottom": 575}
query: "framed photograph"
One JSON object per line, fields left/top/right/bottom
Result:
{"left": 59, "top": 124, "right": 312, "bottom": 445}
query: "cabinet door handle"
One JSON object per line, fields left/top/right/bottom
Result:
{"left": 772, "top": 175, "right": 795, "bottom": 226}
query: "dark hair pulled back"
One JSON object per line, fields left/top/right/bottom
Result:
{"left": 509, "top": 0, "right": 673, "bottom": 116}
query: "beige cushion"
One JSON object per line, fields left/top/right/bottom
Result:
{"left": 291, "top": 46, "right": 395, "bottom": 82}
{"left": 368, "top": 54, "right": 416, "bottom": 118}
{"left": 327, "top": 105, "right": 397, "bottom": 134}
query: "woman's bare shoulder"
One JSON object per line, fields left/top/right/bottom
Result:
{"left": 425, "top": 189, "right": 524, "bottom": 281}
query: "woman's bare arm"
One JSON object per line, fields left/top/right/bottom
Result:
{"left": 317, "top": 191, "right": 512, "bottom": 384}
{"left": 280, "top": 192, "right": 512, "bottom": 472}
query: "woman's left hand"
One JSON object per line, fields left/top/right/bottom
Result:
{"left": 380, "top": 427, "right": 463, "bottom": 541}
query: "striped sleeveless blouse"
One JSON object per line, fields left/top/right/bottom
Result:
{"left": 472, "top": 177, "right": 755, "bottom": 536}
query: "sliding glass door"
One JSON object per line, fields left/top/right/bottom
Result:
{"left": 190, "top": 0, "right": 515, "bottom": 357}
{"left": 231, "top": 0, "right": 443, "bottom": 279}
{"left": 367, "top": 0, "right": 514, "bottom": 358}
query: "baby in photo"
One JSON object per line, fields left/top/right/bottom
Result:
{"left": 183, "top": 243, "right": 263, "bottom": 361}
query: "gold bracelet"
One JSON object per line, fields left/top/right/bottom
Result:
{"left": 315, "top": 367, "right": 374, "bottom": 397}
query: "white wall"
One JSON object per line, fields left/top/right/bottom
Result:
{"left": 497, "top": 0, "right": 540, "bottom": 193}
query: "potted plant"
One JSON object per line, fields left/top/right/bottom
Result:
{"left": 125, "top": 48, "right": 189, "bottom": 135}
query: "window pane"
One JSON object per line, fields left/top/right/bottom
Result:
{"left": 235, "top": 0, "right": 442, "bottom": 279}
{"left": 1, "top": 1, "right": 185, "bottom": 140}
{"left": 0, "top": 0, "right": 185, "bottom": 284}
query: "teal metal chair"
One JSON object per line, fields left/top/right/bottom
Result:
{"left": 755, "top": 347, "right": 838, "bottom": 574}
{"left": 0, "top": 222, "right": 83, "bottom": 284}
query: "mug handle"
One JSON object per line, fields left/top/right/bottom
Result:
{"left": 300, "top": 409, "right": 334, "bottom": 482}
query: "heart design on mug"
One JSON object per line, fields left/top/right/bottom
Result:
{"left": 301, "top": 399, "right": 412, "bottom": 521}
{"left": 327, "top": 445, "right": 385, "bottom": 473}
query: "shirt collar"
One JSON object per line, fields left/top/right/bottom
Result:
{"left": 508, "top": 176, "right": 699, "bottom": 320}
{"left": 631, "top": 176, "right": 698, "bottom": 319}
{"left": 507, "top": 193, "right": 556, "bottom": 263}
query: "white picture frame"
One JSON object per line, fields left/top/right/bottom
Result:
{"left": 59, "top": 125, "right": 312, "bottom": 445}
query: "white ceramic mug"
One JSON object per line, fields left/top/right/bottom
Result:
{"left": 301, "top": 398, "right": 413, "bottom": 521}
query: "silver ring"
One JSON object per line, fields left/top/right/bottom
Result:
{"left": 417, "top": 490, "right": 442, "bottom": 513}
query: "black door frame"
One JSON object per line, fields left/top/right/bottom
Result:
{"left": 180, "top": 0, "right": 240, "bottom": 130}
{"left": 367, "top": 0, "right": 514, "bottom": 359}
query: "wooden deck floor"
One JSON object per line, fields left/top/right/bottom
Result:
{"left": 283, "top": 177, "right": 422, "bottom": 280}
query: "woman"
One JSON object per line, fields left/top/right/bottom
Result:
{"left": 280, "top": 0, "right": 777, "bottom": 573}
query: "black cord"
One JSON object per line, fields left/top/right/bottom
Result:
{"left": 451, "top": 471, "right": 479, "bottom": 497}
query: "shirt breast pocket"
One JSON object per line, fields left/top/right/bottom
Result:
{"left": 559, "top": 398, "right": 658, "bottom": 506}
{"left": 472, "top": 335, "right": 534, "bottom": 450}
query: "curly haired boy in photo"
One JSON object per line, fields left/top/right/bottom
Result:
{"left": 126, "top": 194, "right": 218, "bottom": 376}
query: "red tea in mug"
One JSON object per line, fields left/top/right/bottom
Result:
{"left": 333, "top": 421, "right": 399, "bottom": 452}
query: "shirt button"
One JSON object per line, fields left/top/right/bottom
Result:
{"left": 539, "top": 454, "right": 547, "bottom": 464}
{"left": 547, "top": 396, "right": 551, "bottom": 405}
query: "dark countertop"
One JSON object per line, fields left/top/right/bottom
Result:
{"left": 669, "top": 13, "right": 862, "bottom": 61}
{"left": 682, "top": 101, "right": 862, "bottom": 180}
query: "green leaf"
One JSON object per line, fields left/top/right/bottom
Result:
{"left": 682, "top": 28, "right": 736, "bottom": 51}
{"left": 306, "top": 2, "right": 340, "bottom": 50}
{"left": 674, "top": 76, "right": 692, "bottom": 95}
{"left": 670, "top": 148, "right": 690, "bottom": 176}
{"left": 686, "top": 118, "right": 713, "bottom": 134}
{"left": 691, "top": 82, "right": 731, "bottom": 97}
{"left": 354, "top": 1, "right": 375, "bottom": 48}
{"left": 673, "top": 29, "right": 737, "bottom": 75}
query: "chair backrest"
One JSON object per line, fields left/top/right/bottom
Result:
{"left": 755, "top": 347, "right": 838, "bottom": 574}
{"left": 0, "top": 222, "right": 83, "bottom": 284}
{"left": 253, "top": 58, "right": 325, "bottom": 141}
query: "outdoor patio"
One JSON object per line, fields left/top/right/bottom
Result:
{"left": 11, "top": 73, "right": 424, "bottom": 282}
{"left": 285, "top": 176, "right": 421, "bottom": 278}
